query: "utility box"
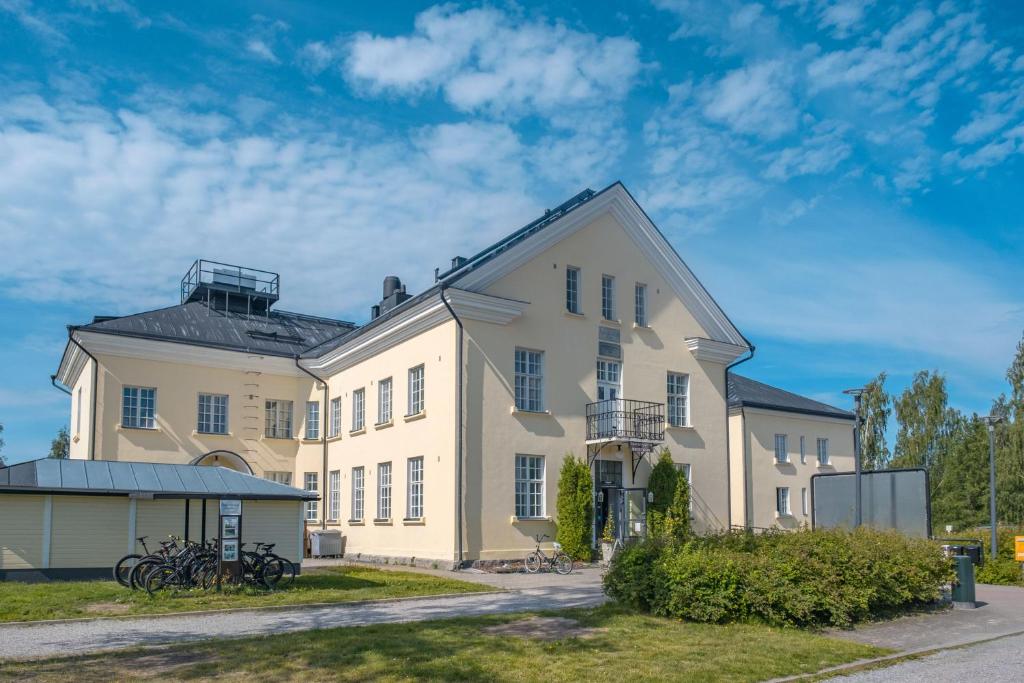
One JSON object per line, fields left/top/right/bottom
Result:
{"left": 309, "top": 529, "right": 342, "bottom": 558}
{"left": 951, "top": 555, "right": 976, "bottom": 609}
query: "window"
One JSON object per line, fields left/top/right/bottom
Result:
{"left": 801, "top": 487, "right": 808, "bottom": 516}
{"left": 122, "top": 386, "right": 156, "bottom": 429}
{"left": 817, "top": 438, "right": 830, "bottom": 465}
{"left": 566, "top": 267, "right": 581, "bottom": 314}
{"left": 776, "top": 487, "right": 790, "bottom": 516}
{"left": 329, "top": 397, "right": 342, "bottom": 437}
{"left": 377, "top": 462, "right": 392, "bottom": 520}
{"left": 377, "top": 377, "right": 392, "bottom": 424}
{"left": 197, "top": 393, "right": 228, "bottom": 434}
{"left": 514, "top": 348, "right": 544, "bottom": 412}
{"left": 800, "top": 435, "right": 806, "bottom": 464}
{"left": 305, "top": 400, "right": 320, "bottom": 440}
{"left": 407, "top": 456, "right": 424, "bottom": 519}
{"left": 351, "top": 467, "right": 364, "bottom": 521}
{"left": 601, "top": 274, "right": 615, "bottom": 320}
{"left": 352, "top": 389, "right": 365, "bottom": 431}
{"left": 634, "top": 283, "right": 647, "bottom": 327}
{"left": 304, "top": 472, "right": 318, "bottom": 521}
{"left": 75, "top": 387, "right": 82, "bottom": 435}
{"left": 666, "top": 373, "right": 689, "bottom": 427}
{"left": 265, "top": 471, "right": 292, "bottom": 486}
{"left": 265, "top": 399, "right": 293, "bottom": 438}
{"left": 774, "top": 434, "right": 788, "bottom": 463}
{"left": 408, "top": 365, "right": 425, "bottom": 415}
{"left": 515, "top": 454, "right": 545, "bottom": 518}
{"left": 328, "top": 470, "right": 340, "bottom": 522}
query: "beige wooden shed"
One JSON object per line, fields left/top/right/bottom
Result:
{"left": 0, "top": 459, "right": 316, "bottom": 581}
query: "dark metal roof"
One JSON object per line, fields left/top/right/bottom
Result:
{"left": 728, "top": 374, "right": 854, "bottom": 420}
{"left": 79, "top": 301, "right": 355, "bottom": 357}
{"left": 0, "top": 458, "right": 317, "bottom": 500}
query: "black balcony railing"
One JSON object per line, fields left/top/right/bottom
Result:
{"left": 586, "top": 399, "right": 665, "bottom": 442}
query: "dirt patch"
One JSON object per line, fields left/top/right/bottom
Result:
{"left": 484, "top": 616, "right": 606, "bottom": 641}
{"left": 128, "top": 649, "right": 215, "bottom": 675}
{"left": 83, "top": 602, "right": 131, "bottom": 615}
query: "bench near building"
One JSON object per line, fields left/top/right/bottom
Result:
{"left": 47, "top": 182, "right": 856, "bottom": 568}
{"left": 0, "top": 458, "right": 313, "bottom": 581}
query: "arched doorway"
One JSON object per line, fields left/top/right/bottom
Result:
{"left": 190, "top": 450, "right": 253, "bottom": 475}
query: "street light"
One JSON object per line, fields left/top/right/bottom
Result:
{"left": 981, "top": 415, "right": 1004, "bottom": 561}
{"left": 843, "top": 387, "right": 866, "bottom": 528}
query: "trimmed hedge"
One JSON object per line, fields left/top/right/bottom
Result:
{"left": 604, "top": 527, "right": 953, "bottom": 628}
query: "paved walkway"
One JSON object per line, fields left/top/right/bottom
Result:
{"left": 0, "top": 567, "right": 606, "bottom": 661}
{"left": 835, "top": 631, "right": 1024, "bottom": 682}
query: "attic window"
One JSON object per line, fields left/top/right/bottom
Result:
{"left": 247, "top": 330, "right": 304, "bottom": 344}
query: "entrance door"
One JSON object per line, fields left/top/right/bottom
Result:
{"left": 596, "top": 360, "right": 622, "bottom": 437}
{"left": 595, "top": 460, "right": 623, "bottom": 542}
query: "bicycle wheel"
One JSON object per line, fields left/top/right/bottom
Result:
{"left": 144, "top": 564, "right": 176, "bottom": 596}
{"left": 524, "top": 552, "right": 542, "bottom": 573}
{"left": 130, "top": 557, "right": 163, "bottom": 591}
{"left": 554, "top": 553, "right": 573, "bottom": 575}
{"left": 260, "top": 558, "right": 295, "bottom": 589}
{"left": 113, "top": 554, "right": 141, "bottom": 587}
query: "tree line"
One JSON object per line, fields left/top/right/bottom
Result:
{"left": 859, "top": 332, "right": 1024, "bottom": 531}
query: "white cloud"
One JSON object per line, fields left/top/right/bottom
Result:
{"left": 344, "top": 5, "right": 642, "bottom": 117}
{"left": 246, "top": 38, "right": 279, "bottom": 63}
{"left": 0, "top": 0, "right": 66, "bottom": 43}
{"left": 701, "top": 60, "right": 798, "bottom": 139}
{"left": 763, "top": 121, "right": 851, "bottom": 180}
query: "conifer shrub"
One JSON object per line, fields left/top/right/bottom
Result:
{"left": 555, "top": 454, "right": 593, "bottom": 561}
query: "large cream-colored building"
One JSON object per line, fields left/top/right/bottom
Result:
{"left": 53, "top": 182, "right": 853, "bottom": 565}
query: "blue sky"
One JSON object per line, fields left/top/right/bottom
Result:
{"left": 1, "top": 0, "right": 1022, "bottom": 464}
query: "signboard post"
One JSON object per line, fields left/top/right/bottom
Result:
{"left": 217, "top": 499, "right": 243, "bottom": 590}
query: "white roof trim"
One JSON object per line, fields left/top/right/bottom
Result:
{"left": 686, "top": 337, "right": 749, "bottom": 364}
{"left": 445, "top": 288, "right": 527, "bottom": 324}
{"left": 453, "top": 183, "right": 748, "bottom": 348}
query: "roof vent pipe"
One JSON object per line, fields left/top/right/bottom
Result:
{"left": 383, "top": 275, "right": 402, "bottom": 300}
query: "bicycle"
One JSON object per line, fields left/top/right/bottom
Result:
{"left": 524, "top": 535, "right": 573, "bottom": 575}
{"left": 113, "top": 535, "right": 155, "bottom": 587}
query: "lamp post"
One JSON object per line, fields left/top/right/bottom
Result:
{"left": 844, "top": 388, "right": 866, "bottom": 528}
{"left": 981, "top": 415, "right": 1003, "bottom": 561}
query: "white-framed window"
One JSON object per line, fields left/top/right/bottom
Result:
{"left": 351, "top": 467, "right": 364, "bottom": 521}
{"left": 596, "top": 359, "right": 621, "bottom": 385}
{"left": 197, "top": 393, "right": 228, "bottom": 434}
{"left": 122, "top": 386, "right": 156, "bottom": 429}
{"left": 774, "top": 434, "right": 788, "bottom": 463}
{"left": 635, "top": 283, "right": 647, "bottom": 327}
{"left": 329, "top": 397, "right": 342, "bottom": 437}
{"left": 352, "top": 388, "right": 365, "bottom": 431}
{"left": 800, "top": 435, "right": 806, "bottom": 464}
{"left": 265, "top": 399, "right": 293, "bottom": 438}
{"left": 514, "top": 348, "right": 544, "bottom": 412}
{"left": 377, "top": 462, "right": 392, "bottom": 520}
{"left": 304, "top": 472, "right": 318, "bottom": 521}
{"left": 801, "top": 487, "right": 808, "bottom": 516}
{"left": 817, "top": 438, "right": 830, "bottom": 465}
{"left": 328, "top": 470, "right": 340, "bottom": 522}
{"left": 377, "top": 377, "right": 392, "bottom": 425}
{"left": 776, "top": 486, "right": 790, "bottom": 516}
{"left": 515, "top": 454, "right": 545, "bottom": 518}
{"left": 566, "top": 266, "right": 581, "bottom": 314}
{"left": 265, "top": 471, "right": 292, "bottom": 486}
{"left": 76, "top": 387, "right": 82, "bottom": 436}
{"left": 667, "top": 372, "right": 689, "bottom": 427}
{"left": 305, "top": 400, "right": 320, "bottom": 440}
{"left": 408, "top": 365, "right": 425, "bottom": 415}
{"left": 407, "top": 456, "right": 424, "bottom": 519}
{"left": 601, "top": 274, "right": 615, "bottom": 320}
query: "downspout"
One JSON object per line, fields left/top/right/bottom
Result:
{"left": 64, "top": 330, "right": 99, "bottom": 461}
{"left": 724, "top": 345, "right": 755, "bottom": 530}
{"left": 296, "top": 356, "right": 329, "bottom": 530}
{"left": 439, "top": 287, "right": 465, "bottom": 570}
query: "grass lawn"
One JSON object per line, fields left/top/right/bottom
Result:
{"left": 0, "top": 605, "right": 889, "bottom": 682}
{"left": 0, "top": 566, "right": 490, "bottom": 622}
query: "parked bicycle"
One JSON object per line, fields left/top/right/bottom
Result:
{"left": 140, "top": 537, "right": 298, "bottom": 594}
{"left": 524, "top": 534, "right": 573, "bottom": 575}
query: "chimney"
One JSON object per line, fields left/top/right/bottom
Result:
{"left": 371, "top": 275, "right": 412, "bottom": 319}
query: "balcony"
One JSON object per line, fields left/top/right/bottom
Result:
{"left": 586, "top": 399, "right": 665, "bottom": 444}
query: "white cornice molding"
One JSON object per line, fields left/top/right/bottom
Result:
{"left": 450, "top": 184, "right": 748, "bottom": 348}
{"left": 685, "top": 337, "right": 749, "bottom": 364}
{"left": 445, "top": 288, "right": 527, "bottom": 324}
{"left": 74, "top": 331, "right": 306, "bottom": 377}
{"left": 55, "top": 341, "right": 88, "bottom": 387}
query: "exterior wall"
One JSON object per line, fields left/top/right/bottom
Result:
{"left": 242, "top": 500, "right": 304, "bottom": 562}
{"left": 0, "top": 495, "right": 45, "bottom": 569}
{"left": 304, "top": 320, "right": 459, "bottom": 563}
{"left": 87, "top": 353, "right": 320, "bottom": 478}
{"left": 728, "top": 407, "right": 855, "bottom": 530}
{"left": 50, "top": 496, "right": 128, "bottom": 568}
{"left": 465, "top": 211, "right": 733, "bottom": 559}
{"left": 69, "top": 358, "right": 95, "bottom": 460}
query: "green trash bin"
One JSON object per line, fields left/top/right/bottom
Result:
{"left": 951, "top": 555, "right": 976, "bottom": 608}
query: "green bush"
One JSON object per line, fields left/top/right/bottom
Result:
{"left": 555, "top": 454, "right": 593, "bottom": 561}
{"left": 604, "top": 527, "right": 953, "bottom": 628}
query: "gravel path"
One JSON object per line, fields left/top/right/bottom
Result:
{"left": 0, "top": 579, "right": 605, "bottom": 661}
{"left": 835, "top": 632, "right": 1024, "bottom": 682}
